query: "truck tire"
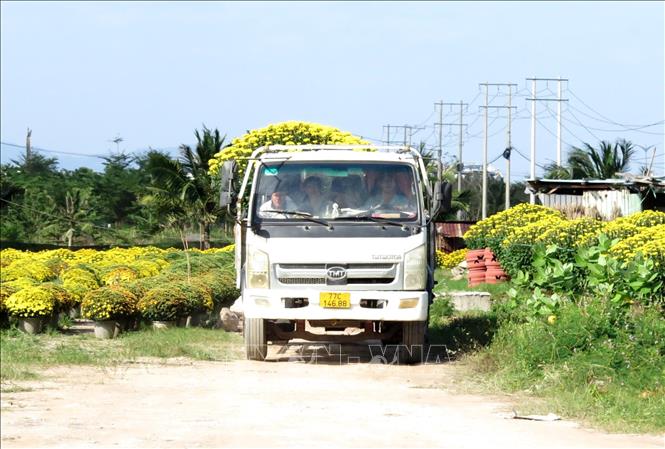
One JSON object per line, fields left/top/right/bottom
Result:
{"left": 245, "top": 317, "right": 267, "bottom": 361}
{"left": 398, "top": 321, "right": 426, "bottom": 365}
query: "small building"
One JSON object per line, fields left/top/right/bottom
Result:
{"left": 526, "top": 176, "right": 665, "bottom": 220}
{"left": 435, "top": 221, "right": 476, "bottom": 252}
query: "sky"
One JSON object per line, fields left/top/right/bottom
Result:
{"left": 1, "top": 1, "right": 664, "bottom": 180}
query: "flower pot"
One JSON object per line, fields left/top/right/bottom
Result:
{"left": 485, "top": 267, "right": 510, "bottom": 284}
{"left": 152, "top": 320, "right": 176, "bottom": 330}
{"left": 468, "top": 269, "right": 487, "bottom": 287}
{"left": 465, "top": 249, "right": 486, "bottom": 269}
{"left": 94, "top": 320, "right": 121, "bottom": 339}
{"left": 483, "top": 248, "right": 501, "bottom": 269}
{"left": 17, "top": 316, "right": 45, "bottom": 335}
{"left": 466, "top": 249, "right": 487, "bottom": 287}
{"left": 48, "top": 311, "right": 60, "bottom": 329}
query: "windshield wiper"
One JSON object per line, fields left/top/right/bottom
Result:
{"left": 342, "top": 214, "right": 412, "bottom": 228}
{"left": 261, "top": 209, "right": 330, "bottom": 227}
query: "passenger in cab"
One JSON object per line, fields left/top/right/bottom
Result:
{"left": 300, "top": 176, "right": 331, "bottom": 217}
{"left": 365, "top": 173, "right": 411, "bottom": 211}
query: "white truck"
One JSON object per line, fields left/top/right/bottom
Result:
{"left": 219, "top": 145, "right": 451, "bottom": 363}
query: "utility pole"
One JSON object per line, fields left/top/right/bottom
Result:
{"left": 482, "top": 83, "right": 488, "bottom": 219}
{"left": 25, "top": 128, "right": 32, "bottom": 166}
{"left": 647, "top": 146, "right": 657, "bottom": 177}
{"left": 526, "top": 77, "right": 569, "bottom": 204}
{"left": 479, "top": 82, "right": 517, "bottom": 218}
{"left": 557, "top": 77, "right": 563, "bottom": 165}
{"left": 435, "top": 101, "right": 444, "bottom": 180}
{"left": 383, "top": 125, "right": 391, "bottom": 146}
{"left": 436, "top": 101, "right": 468, "bottom": 191}
{"left": 506, "top": 85, "right": 513, "bottom": 210}
{"left": 529, "top": 78, "right": 537, "bottom": 204}
{"left": 384, "top": 124, "right": 425, "bottom": 148}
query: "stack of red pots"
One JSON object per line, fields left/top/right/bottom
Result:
{"left": 465, "top": 249, "right": 486, "bottom": 287}
{"left": 484, "top": 248, "right": 510, "bottom": 284}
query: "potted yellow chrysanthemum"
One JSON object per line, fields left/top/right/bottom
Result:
{"left": 5, "top": 286, "right": 56, "bottom": 334}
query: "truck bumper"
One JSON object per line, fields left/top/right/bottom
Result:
{"left": 242, "top": 289, "right": 428, "bottom": 321}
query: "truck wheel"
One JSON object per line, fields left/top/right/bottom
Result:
{"left": 245, "top": 317, "right": 267, "bottom": 361}
{"left": 398, "top": 321, "right": 426, "bottom": 365}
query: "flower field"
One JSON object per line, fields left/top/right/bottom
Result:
{"left": 0, "top": 245, "right": 237, "bottom": 328}
{"left": 464, "top": 205, "right": 665, "bottom": 282}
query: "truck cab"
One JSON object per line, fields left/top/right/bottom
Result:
{"left": 219, "top": 145, "right": 451, "bottom": 363}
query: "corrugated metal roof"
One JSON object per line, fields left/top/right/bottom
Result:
{"left": 435, "top": 221, "right": 475, "bottom": 238}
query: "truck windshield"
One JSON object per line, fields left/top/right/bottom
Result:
{"left": 253, "top": 162, "right": 419, "bottom": 223}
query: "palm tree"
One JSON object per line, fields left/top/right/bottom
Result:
{"left": 566, "top": 139, "right": 635, "bottom": 179}
{"left": 144, "top": 126, "right": 226, "bottom": 249}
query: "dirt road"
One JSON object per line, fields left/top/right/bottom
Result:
{"left": 1, "top": 342, "right": 662, "bottom": 448}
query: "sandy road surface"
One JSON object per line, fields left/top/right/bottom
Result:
{"left": 1, "top": 342, "right": 662, "bottom": 448}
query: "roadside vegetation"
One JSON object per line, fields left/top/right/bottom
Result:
{"left": 431, "top": 207, "right": 665, "bottom": 433}
{"left": 0, "top": 327, "right": 243, "bottom": 386}
{"left": 0, "top": 245, "right": 243, "bottom": 389}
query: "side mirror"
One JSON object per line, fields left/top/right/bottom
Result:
{"left": 219, "top": 160, "right": 236, "bottom": 208}
{"left": 434, "top": 181, "right": 453, "bottom": 214}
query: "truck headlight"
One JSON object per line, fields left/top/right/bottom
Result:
{"left": 247, "top": 249, "right": 270, "bottom": 289}
{"left": 404, "top": 245, "right": 426, "bottom": 290}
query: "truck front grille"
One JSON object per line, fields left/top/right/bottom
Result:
{"left": 278, "top": 277, "right": 326, "bottom": 285}
{"left": 275, "top": 263, "right": 397, "bottom": 287}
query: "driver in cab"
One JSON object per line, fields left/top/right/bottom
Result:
{"left": 258, "top": 187, "right": 299, "bottom": 218}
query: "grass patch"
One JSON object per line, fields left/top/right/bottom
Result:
{"left": 0, "top": 326, "right": 243, "bottom": 382}
{"left": 461, "top": 300, "right": 665, "bottom": 434}
{"left": 431, "top": 269, "right": 664, "bottom": 433}
{"left": 434, "top": 268, "right": 512, "bottom": 299}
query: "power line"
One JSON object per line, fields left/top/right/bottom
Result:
{"left": 568, "top": 87, "right": 665, "bottom": 130}
{"left": 0, "top": 141, "right": 106, "bottom": 158}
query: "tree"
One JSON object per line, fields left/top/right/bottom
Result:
{"left": 58, "top": 188, "right": 98, "bottom": 247}
{"left": 143, "top": 126, "right": 226, "bottom": 249}
{"left": 566, "top": 139, "right": 635, "bottom": 179}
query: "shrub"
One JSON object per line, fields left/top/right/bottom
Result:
{"left": 499, "top": 216, "right": 565, "bottom": 276}
{"left": 207, "top": 121, "right": 370, "bottom": 180}
{"left": 100, "top": 266, "right": 139, "bottom": 285}
{"left": 197, "top": 270, "right": 239, "bottom": 306}
{"left": 81, "top": 286, "right": 138, "bottom": 321}
{"left": 5, "top": 286, "right": 56, "bottom": 317}
{"left": 0, "top": 248, "right": 26, "bottom": 267}
{"left": 2, "top": 259, "right": 56, "bottom": 283}
{"left": 137, "top": 287, "right": 189, "bottom": 321}
{"left": 537, "top": 217, "right": 603, "bottom": 252}
{"left": 0, "top": 283, "right": 19, "bottom": 314}
{"left": 131, "top": 259, "right": 164, "bottom": 278}
{"left": 437, "top": 249, "right": 468, "bottom": 269}
{"left": 41, "top": 283, "right": 76, "bottom": 312}
{"left": 610, "top": 224, "right": 665, "bottom": 267}
{"left": 622, "top": 209, "right": 665, "bottom": 227}
{"left": 164, "top": 252, "right": 235, "bottom": 276}
{"left": 173, "top": 282, "right": 214, "bottom": 314}
{"left": 463, "top": 203, "right": 564, "bottom": 251}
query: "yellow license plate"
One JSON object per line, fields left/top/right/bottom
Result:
{"left": 319, "top": 292, "right": 351, "bottom": 308}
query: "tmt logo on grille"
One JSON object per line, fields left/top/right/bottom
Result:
{"left": 326, "top": 266, "right": 347, "bottom": 282}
